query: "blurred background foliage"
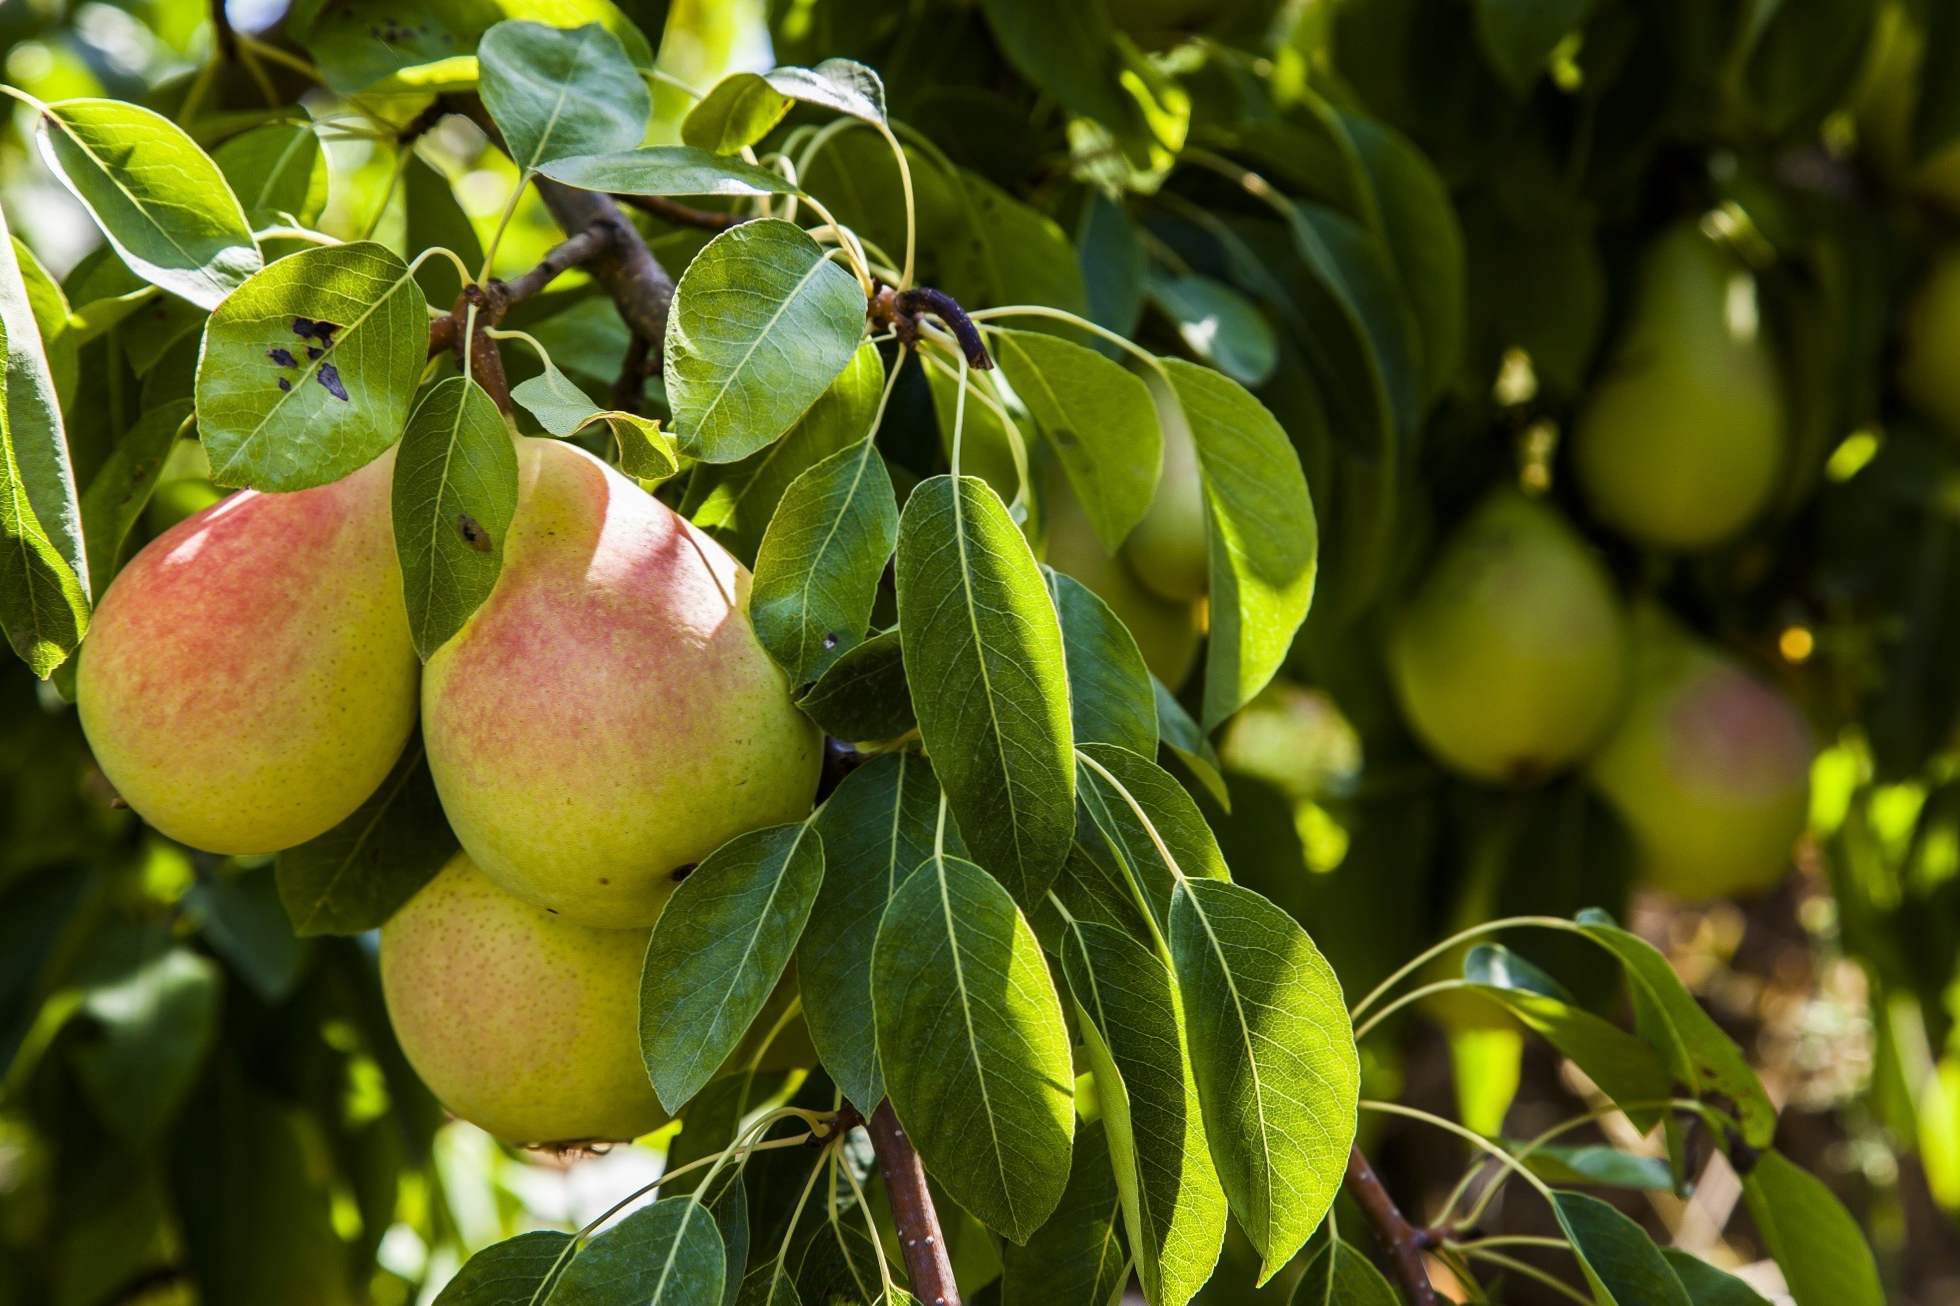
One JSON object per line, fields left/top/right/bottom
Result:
{"left": 4, "top": 0, "right": 1960, "bottom": 1301}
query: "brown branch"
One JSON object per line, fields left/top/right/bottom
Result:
{"left": 610, "top": 332, "right": 650, "bottom": 413}
{"left": 867, "top": 1101, "right": 960, "bottom": 1306}
{"left": 210, "top": 0, "right": 237, "bottom": 61}
{"left": 1346, "top": 1145, "right": 1439, "bottom": 1306}
{"left": 615, "top": 192, "right": 746, "bottom": 232}
{"left": 502, "top": 224, "right": 614, "bottom": 306}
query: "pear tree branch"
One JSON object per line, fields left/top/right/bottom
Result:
{"left": 867, "top": 1101, "right": 960, "bottom": 1306}
{"left": 1347, "top": 1145, "right": 1440, "bottom": 1305}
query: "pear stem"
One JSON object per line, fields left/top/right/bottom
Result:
{"left": 867, "top": 1100, "right": 960, "bottom": 1305}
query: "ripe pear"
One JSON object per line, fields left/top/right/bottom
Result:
{"left": 1572, "top": 223, "right": 1786, "bottom": 550}
{"left": 1121, "top": 370, "right": 1210, "bottom": 602}
{"left": 1899, "top": 248, "right": 1960, "bottom": 435}
{"left": 1586, "top": 608, "right": 1813, "bottom": 900}
{"left": 1043, "top": 459, "right": 1203, "bottom": 688}
{"left": 1387, "top": 490, "right": 1625, "bottom": 782}
{"left": 422, "top": 437, "right": 821, "bottom": 928}
{"left": 380, "top": 853, "right": 666, "bottom": 1146}
{"left": 77, "top": 449, "right": 417, "bottom": 854}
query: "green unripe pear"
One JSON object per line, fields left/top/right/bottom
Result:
{"left": 1899, "top": 248, "right": 1960, "bottom": 435}
{"left": 380, "top": 853, "right": 667, "bottom": 1146}
{"left": 1121, "top": 370, "right": 1210, "bottom": 602}
{"left": 77, "top": 450, "right": 418, "bottom": 854}
{"left": 1572, "top": 222, "right": 1786, "bottom": 550}
{"left": 1043, "top": 459, "right": 1204, "bottom": 688}
{"left": 1586, "top": 608, "right": 1813, "bottom": 900}
{"left": 1387, "top": 490, "right": 1626, "bottom": 782}
{"left": 422, "top": 438, "right": 821, "bottom": 929}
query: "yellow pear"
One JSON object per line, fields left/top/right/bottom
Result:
{"left": 77, "top": 449, "right": 417, "bottom": 854}
{"left": 1388, "top": 490, "right": 1626, "bottom": 782}
{"left": 380, "top": 853, "right": 666, "bottom": 1146}
{"left": 421, "top": 438, "right": 821, "bottom": 928}
{"left": 1573, "top": 223, "right": 1786, "bottom": 550}
{"left": 1586, "top": 607, "right": 1813, "bottom": 900}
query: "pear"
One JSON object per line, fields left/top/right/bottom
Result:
{"left": 1899, "top": 248, "right": 1960, "bottom": 435}
{"left": 77, "top": 449, "right": 417, "bottom": 854}
{"left": 1121, "top": 371, "right": 1210, "bottom": 602}
{"left": 422, "top": 438, "right": 821, "bottom": 928}
{"left": 1586, "top": 608, "right": 1813, "bottom": 900}
{"left": 1572, "top": 223, "right": 1786, "bottom": 550}
{"left": 1042, "top": 459, "right": 1204, "bottom": 688}
{"left": 1388, "top": 490, "right": 1625, "bottom": 782}
{"left": 380, "top": 853, "right": 666, "bottom": 1146}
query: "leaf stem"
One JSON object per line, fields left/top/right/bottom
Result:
{"left": 876, "top": 121, "right": 917, "bottom": 289}
{"left": 1358, "top": 1100, "right": 1557, "bottom": 1205}
{"left": 1351, "top": 978, "right": 1473, "bottom": 1041}
{"left": 1452, "top": 1248, "right": 1592, "bottom": 1306}
{"left": 1348, "top": 917, "right": 1580, "bottom": 1022}
{"left": 478, "top": 173, "right": 531, "bottom": 281}
{"left": 966, "top": 305, "right": 1166, "bottom": 378}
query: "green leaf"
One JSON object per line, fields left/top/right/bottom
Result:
{"left": 182, "top": 869, "right": 307, "bottom": 1004}
{"left": 35, "top": 98, "right": 259, "bottom": 311}
{"left": 552, "top": 1196, "right": 726, "bottom": 1305}
{"left": 11, "top": 236, "right": 75, "bottom": 413}
{"left": 798, "top": 751, "right": 946, "bottom": 1111}
{"left": 80, "top": 400, "right": 190, "bottom": 586}
{"left": 539, "top": 146, "right": 798, "bottom": 197}
{"left": 751, "top": 437, "right": 897, "bottom": 687}
{"left": 765, "top": 60, "right": 887, "bottom": 125}
{"left": 1512, "top": 1143, "right": 1674, "bottom": 1192}
{"left": 641, "top": 823, "right": 825, "bottom": 1113}
{"left": 1157, "top": 359, "right": 1317, "bottom": 729}
{"left": 0, "top": 206, "right": 86, "bottom": 589}
{"left": 0, "top": 317, "right": 88, "bottom": 678}
{"left": 1575, "top": 914, "right": 1776, "bottom": 1148}
{"left": 684, "top": 75, "right": 795, "bottom": 153}
{"left": 195, "top": 241, "right": 428, "bottom": 491}
{"left": 705, "top": 1171, "right": 750, "bottom": 1306}
{"left": 435, "top": 1230, "right": 573, "bottom": 1305}
{"left": 992, "top": 328, "right": 1159, "bottom": 552}
{"left": 509, "top": 352, "right": 605, "bottom": 434}
{"left": 1147, "top": 274, "right": 1278, "bottom": 388}
{"left": 478, "top": 21, "right": 650, "bottom": 172}
{"left": 1167, "top": 877, "right": 1357, "bottom": 1280}
{"left": 664, "top": 219, "right": 868, "bottom": 463}
{"left": 793, "top": 628, "right": 915, "bottom": 745}
{"left": 895, "top": 474, "right": 1075, "bottom": 907}
{"left": 687, "top": 340, "right": 885, "bottom": 560}
{"left": 1660, "top": 1250, "right": 1771, "bottom": 1306}
{"left": 274, "top": 742, "right": 457, "bottom": 936}
{"left": 1049, "top": 570, "right": 1156, "bottom": 759}
{"left": 1740, "top": 1151, "right": 1883, "bottom": 1306}
{"left": 290, "top": 0, "right": 652, "bottom": 95}
{"left": 214, "top": 121, "right": 329, "bottom": 229}
{"left": 1552, "top": 1190, "right": 1692, "bottom": 1306}
{"left": 69, "top": 935, "right": 220, "bottom": 1149}
{"left": 1075, "top": 742, "right": 1228, "bottom": 933}
{"left": 392, "top": 377, "right": 519, "bottom": 659}
{"left": 941, "top": 170, "right": 1089, "bottom": 314}
{"left": 999, "top": 1121, "right": 1130, "bottom": 1306}
{"left": 1475, "top": 0, "right": 1595, "bottom": 95}
{"left": 871, "top": 855, "right": 1075, "bottom": 1243}
{"left": 977, "top": 0, "right": 1160, "bottom": 164}
{"left": 1153, "top": 677, "right": 1228, "bottom": 809}
{"left": 1061, "top": 918, "right": 1227, "bottom": 1306}
{"left": 1291, "top": 1233, "right": 1399, "bottom": 1306}
{"left": 509, "top": 357, "right": 681, "bottom": 482}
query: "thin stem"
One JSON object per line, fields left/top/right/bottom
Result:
{"left": 876, "top": 121, "right": 917, "bottom": 289}
{"left": 1452, "top": 1236, "right": 1570, "bottom": 1252}
{"left": 835, "top": 1134, "right": 898, "bottom": 1301}
{"left": 478, "top": 173, "right": 530, "bottom": 281}
{"left": 1454, "top": 1248, "right": 1592, "bottom": 1306}
{"left": 361, "top": 142, "right": 415, "bottom": 242}
{"left": 968, "top": 305, "right": 1166, "bottom": 377}
{"left": 798, "top": 192, "right": 873, "bottom": 293}
{"left": 769, "top": 1144, "right": 835, "bottom": 1285}
{"left": 948, "top": 348, "right": 970, "bottom": 479}
{"left": 1349, "top": 917, "right": 1580, "bottom": 1021}
{"left": 1345, "top": 1146, "right": 1439, "bottom": 1306}
{"left": 251, "top": 225, "right": 339, "bottom": 246}
{"left": 916, "top": 340, "right": 1027, "bottom": 513}
{"left": 1073, "top": 748, "right": 1176, "bottom": 961}
{"left": 407, "top": 244, "right": 474, "bottom": 291}
{"left": 1359, "top": 1100, "right": 1557, "bottom": 1204}
{"left": 1352, "top": 979, "right": 1474, "bottom": 1041}
{"left": 646, "top": 66, "right": 707, "bottom": 100}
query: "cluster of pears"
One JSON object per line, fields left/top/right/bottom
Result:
{"left": 77, "top": 435, "right": 821, "bottom": 1145}
{"left": 1388, "top": 222, "right": 1814, "bottom": 900}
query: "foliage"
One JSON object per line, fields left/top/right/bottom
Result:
{"left": 0, "top": 0, "right": 1950, "bottom": 1304}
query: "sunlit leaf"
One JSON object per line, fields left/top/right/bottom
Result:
{"left": 434, "top": 1230, "right": 571, "bottom": 1305}
{"left": 552, "top": 1196, "right": 726, "bottom": 1304}
{"left": 539, "top": 146, "right": 798, "bottom": 197}
{"left": 1552, "top": 1190, "right": 1692, "bottom": 1306}
{"left": 479, "top": 21, "right": 650, "bottom": 171}
{"left": 1000, "top": 1122, "right": 1130, "bottom": 1306}
{"left": 1740, "top": 1151, "right": 1883, "bottom": 1306}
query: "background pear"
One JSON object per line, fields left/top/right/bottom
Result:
{"left": 380, "top": 853, "right": 666, "bottom": 1146}
{"left": 1573, "top": 222, "right": 1786, "bottom": 550}
{"left": 1042, "top": 459, "right": 1203, "bottom": 688}
{"left": 422, "top": 438, "right": 821, "bottom": 928}
{"left": 77, "top": 449, "right": 417, "bottom": 854}
{"left": 1586, "top": 607, "right": 1813, "bottom": 900}
{"left": 1121, "top": 370, "right": 1210, "bottom": 602}
{"left": 1899, "top": 247, "right": 1960, "bottom": 435}
{"left": 1388, "top": 489, "right": 1626, "bottom": 782}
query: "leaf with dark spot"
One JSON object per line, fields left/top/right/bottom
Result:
{"left": 267, "top": 347, "right": 298, "bottom": 368}
{"left": 456, "top": 512, "right": 491, "bottom": 552}
{"left": 277, "top": 378, "right": 291, "bottom": 392}
{"left": 305, "top": 346, "right": 322, "bottom": 360}
{"left": 315, "top": 363, "right": 348, "bottom": 401}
